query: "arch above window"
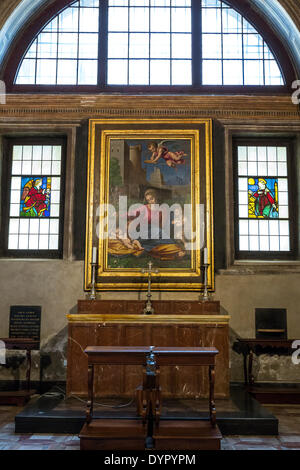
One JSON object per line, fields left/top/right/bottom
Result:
{"left": 2, "top": 0, "right": 297, "bottom": 93}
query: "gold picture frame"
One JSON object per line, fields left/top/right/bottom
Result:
{"left": 85, "top": 118, "right": 214, "bottom": 291}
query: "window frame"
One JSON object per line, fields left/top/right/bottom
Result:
{"left": 0, "top": 136, "right": 66, "bottom": 259}
{"left": 1, "top": 0, "right": 296, "bottom": 94}
{"left": 233, "top": 137, "right": 298, "bottom": 261}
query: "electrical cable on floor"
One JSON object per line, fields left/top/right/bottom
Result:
{"left": 44, "top": 384, "right": 135, "bottom": 409}
{"left": 69, "top": 393, "right": 135, "bottom": 409}
{"left": 41, "top": 387, "right": 65, "bottom": 400}
{"left": 42, "top": 392, "right": 65, "bottom": 398}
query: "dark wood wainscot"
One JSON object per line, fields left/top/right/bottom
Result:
{"left": 67, "top": 300, "right": 230, "bottom": 399}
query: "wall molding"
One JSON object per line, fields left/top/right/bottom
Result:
{"left": 0, "top": 95, "right": 299, "bottom": 122}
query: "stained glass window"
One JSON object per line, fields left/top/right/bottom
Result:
{"left": 14, "top": 0, "right": 284, "bottom": 87}
{"left": 237, "top": 144, "right": 290, "bottom": 253}
{"left": 8, "top": 145, "right": 63, "bottom": 251}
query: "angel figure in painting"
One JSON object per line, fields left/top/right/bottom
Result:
{"left": 144, "top": 141, "right": 187, "bottom": 168}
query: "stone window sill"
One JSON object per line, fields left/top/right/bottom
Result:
{"left": 218, "top": 260, "right": 300, "bottom": 275}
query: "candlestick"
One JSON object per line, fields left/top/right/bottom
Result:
{"left": 202, "top": 262, "right": 210, "bottom": 301}
{"left": 92, "top": 247, "right": 97, "bottom": 264}
{"left": 89, "top": 263, "right": 97, "bottom": 301}
{"left": 88, "top": 247, "right": 99, "bottom": 301}
{"left": 204, "top": 247, "right": 208, "bottom": 264}
{"left": 199, "top": 249, "right": 210, "bottom": 301}
{"left": 141, "top": 262, "right": 159, "bottom": 315}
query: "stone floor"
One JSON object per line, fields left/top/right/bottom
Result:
{"left": 0, "top": 402, "right": 300, "bottom": 450}
{"left": 0, "top": 402, "right": 80, "bottom": 450}
{"left": 222, "top": 404, "right": 300, "bottom": 450}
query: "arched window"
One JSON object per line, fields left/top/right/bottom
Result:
{"left": 16, "top": 0, "right": 100, "bottom": 86}
{"left": 201, "top": 0, "right": 283, "bottom": 86}
{"left": 5, "top": 0, "right": 295, "bottom": 91}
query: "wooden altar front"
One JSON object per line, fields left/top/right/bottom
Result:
{"left": 66, "top": 300, "right": 230, "bottom": 399}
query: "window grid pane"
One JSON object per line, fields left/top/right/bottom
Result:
{"left": 237, "top": 145, "right": 290, "bottom": 253}
{"left": 107, "top": 2, "right": 192, "bottom": 85}
{"left": 202, "top": 2, "right": 284, "bottom": 86}
{"left": 16, "top": 0, "right": 99, "bottom": 85}
{"left": 8, "top": 145, "right": 62, "bottom": 251}
{"left": 15, "top": 0, "right": 284, "bottom": 87}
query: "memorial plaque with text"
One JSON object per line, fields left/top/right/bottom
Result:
{"left": 9, "top": 306, "right": 41, "bottom": 342}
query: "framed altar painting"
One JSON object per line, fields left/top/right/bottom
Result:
{"left": 85, "top": 119, "right": 214, "bottom": 291}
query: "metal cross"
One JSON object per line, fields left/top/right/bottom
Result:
{"left": 142, "top": 261, "right": 158, "bottom": 276}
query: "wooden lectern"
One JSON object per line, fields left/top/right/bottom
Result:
{"left": 79, "top": 346, "right": 222, "bottom": 450}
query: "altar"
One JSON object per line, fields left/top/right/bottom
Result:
{"left": 66, "top": 300, "right": 230, "bottom": 399}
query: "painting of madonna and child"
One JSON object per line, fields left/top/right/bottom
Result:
{"left": 107, "top": 138, "right": 195, "bottom": 270}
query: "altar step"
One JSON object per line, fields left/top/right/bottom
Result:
{"left": 153, "top": 420, "right": 222, "bottom": 450}
{"left": 79, "top": 419, "right": 222, "bottom": 451}
{"left": 15, "top": 385, "right": 279, "bottom": 436}
{"left": 248, "top": 386, "right": 300, "bottom": 404}
{"left": 80, "top": 419, "right": 147, "bottom": 450}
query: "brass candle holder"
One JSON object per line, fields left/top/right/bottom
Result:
{"left": 142, "top": 262, "right": 159, "bottom": 315}
{"left": 200, "top": 263, "right": 210, "bottom": 302}
{"left": 89, "top": 262, "right": 97, "bottom": 301}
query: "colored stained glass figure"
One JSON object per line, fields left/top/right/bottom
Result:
{"left": 20, "top": 177, "right": 51, "bottom": 217}
{"left": 248, "top": 178, "right": 278, "bottom": 218}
